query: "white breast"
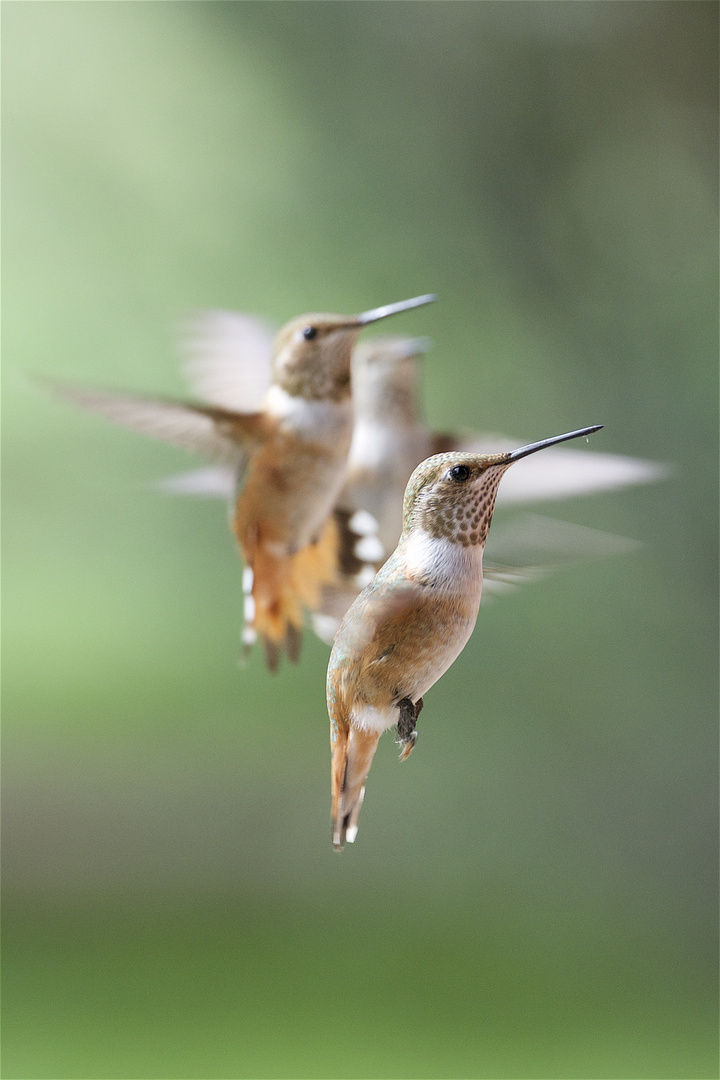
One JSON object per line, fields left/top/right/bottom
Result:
{"left": 263, "top": 384, "right": 353, "bottom": 549}
{"left": 348, "top": 532, "right": 485, "bottom": 736}
{"left": 265, "top": 384, "right": 352, "bottom": 442}
{"left": 401, "top": 528, "right": 485, "bottom": 596}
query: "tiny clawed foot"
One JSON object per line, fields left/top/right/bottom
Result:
{"left": 396, "top": 696, "right": 421, "bottom": 761}
{"left": 397, "top": 729, "right": 417, "bottom": 762}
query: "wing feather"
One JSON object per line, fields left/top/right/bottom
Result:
{"left": 43, "top": 381, "right": 251, "bottom": 467}
{"left": 179, "top": 310, "right": 276, "bottom": 412}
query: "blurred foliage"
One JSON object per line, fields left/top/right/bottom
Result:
{"left": 2, "top": 3, "right": 717, "bottom": 1078}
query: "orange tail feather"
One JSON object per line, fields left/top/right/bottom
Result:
{"left": 241, "top": 517, "right": 349, "bottom": 669}
{"left": 291, "top": 515, "right": 344, "bottom": 610}
{"left": 243, "top": 546, "right": 305, "bottom": 671}
{"left": 331, "top": 724, "right": 380, "bottom": 850}
{"left": 241, "top": 508, "right": 383, "bottom": 668}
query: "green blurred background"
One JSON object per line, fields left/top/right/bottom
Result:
{"left": 3, "top": 3, "right": 717, "bottom": 1077}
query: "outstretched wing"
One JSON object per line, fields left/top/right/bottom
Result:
{"left": 179, "top": 310, "right": 276, "bottom": 412}
{"left": 154, "top": 465, "right": 237, "bottom": 498}
{"left": 41, "top": 380, "right": 260, "bottom": 468}
{"left": 483, "top": 512, "right": 642, "bottom": 597}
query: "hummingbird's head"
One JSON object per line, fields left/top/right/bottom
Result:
{"left": 272, "top": 314, "right": 361, "bottom": 402}
{"left": 402, "top": 451, "right": 514, "bottom": 546}
{"left": 352, "top": 336, "right": 431, "bottom": 425}
{"left": 402, "top": 426, "right": 604, "bottom": 545}
{"left": 272, "top": 295, "right": 436, "bottom": 402}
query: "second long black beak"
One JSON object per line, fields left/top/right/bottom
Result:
{"left": 507, "top": 425, "right": 604, "bottom": 463}
{"left": 355, "top": 294, "right": 437, "bottom": 326}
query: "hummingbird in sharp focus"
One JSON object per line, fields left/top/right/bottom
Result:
{"left": 326, "top": 423, "right": 603, "bottom": 851}
{"left": 42, "top": 294, "right": 436, "bottom": 669}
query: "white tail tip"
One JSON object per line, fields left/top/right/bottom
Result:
{"left": 355, "top": 535, "right": 385, "bottom": 563}
{"left": 243, "top": 594, "right": 256, "bottom": 623}
{"left": 348, "top": 509, "right": 380, "bottom": 536}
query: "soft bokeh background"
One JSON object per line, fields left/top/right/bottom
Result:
{"left": 3, "top": 3, "right": 717, "bottom": 1078}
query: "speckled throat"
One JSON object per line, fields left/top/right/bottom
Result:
{"left": 423, "top": 463, "right": 511, "bottom": 546}
{"left": 400, "top": 451, "right": 513, "bottom": 547}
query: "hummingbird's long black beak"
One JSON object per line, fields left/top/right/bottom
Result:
{"left": 355, "top": 294, "right": 437, "bottom": 326}
{"left": 507, "top": 425, "right": 604, "bottom": 463}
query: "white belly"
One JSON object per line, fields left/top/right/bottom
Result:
{"left": 264, "top": 385, "right": 353, "bottom": 547}
{"left": 349, "top": 532, "right": 485, "bottom": 735}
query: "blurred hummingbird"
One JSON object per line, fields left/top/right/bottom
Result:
{"left": 327, "top": 424, "right": 603, "bottom": 850}
{"left": 42, "top": 294, "right": 436, "bottom": 669}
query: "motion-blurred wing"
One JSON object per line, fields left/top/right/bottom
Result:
{"left": 179, "top": 310, "right": 276, "bottom": 411}
{"left": 155, "top": 465, "right": 237, "bottom": 498}
{"left": 441, "top": 431, "right": 669, "bottom": 505}
{"left": 43, "top": 381, "right": 252, "bottom": 467}
{"left": 483, "top": 512, "right": 642, "bottom": 597}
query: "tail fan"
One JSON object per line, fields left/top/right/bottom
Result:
{"left": 240, "top": 507, "right": 385, "bottom": 668}
{"left": 240, "top": 520, "right": 351, "bottom": 670}
{"left": 240, "top": 549, "right": 305, "bottom": 672}
{"left": 331, "top": 724, "right": 381, "bottom": 850}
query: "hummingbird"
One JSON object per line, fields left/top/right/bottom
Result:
{"left": 42, "top": 294, "right": 436, "bottom": 669}
{"left": 326, "top": 423, "right": 603, "bottom": 850}
{"left": 306, "top": 336, "right": 667, "bottom": 641}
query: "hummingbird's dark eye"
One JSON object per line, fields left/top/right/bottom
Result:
{"left": 449, "top": 464, "right": 471, "bottom": 483}
{"left": 302, "top": 325, "right": 317, "bottom": 340}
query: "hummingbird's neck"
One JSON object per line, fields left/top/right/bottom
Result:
{"left": 398, "top": 527, "right": 484, "bottom": 594}
{"left": 274, "top": 369, "right": 351, "bottom": 402}
{"left": 353, "top": 379, "right": 423, "bottom": 428}
{"left": 265, "top": 384, "right": 353, "bottom": 438}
